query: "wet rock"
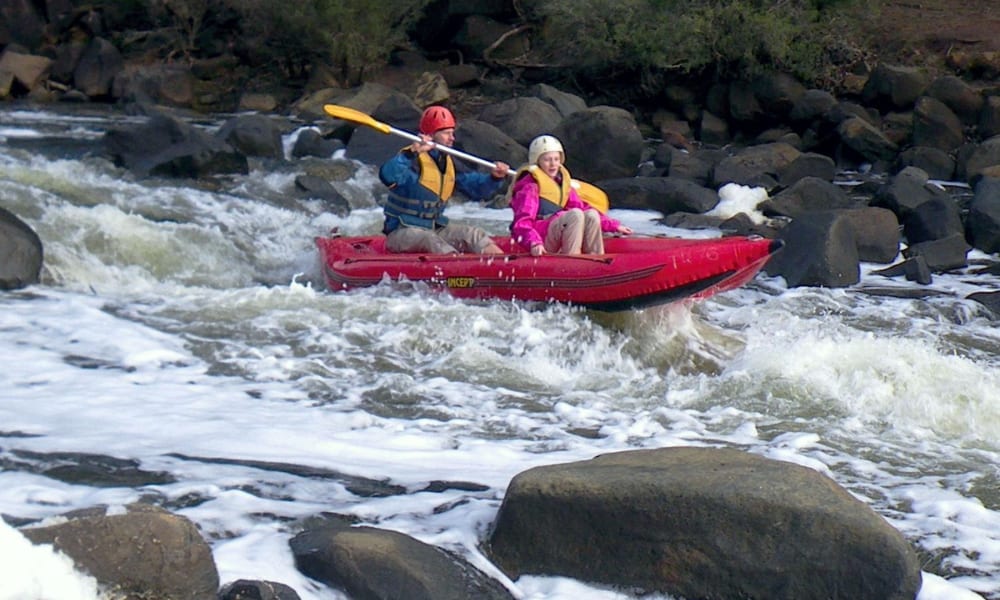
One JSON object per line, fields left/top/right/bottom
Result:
{"left": 218, "top": 114, "right": 287, "bottom": 159}
{"left": 9, "top": 449, "right": 176, "bottom": 487}
{"left": 291, "top": 517, "right": 514, "bottom": 600}
{"left": 761, "top": 176, "right": 855, "bottom": 218}
{"left": 598, "top": 176, "right": 719, "bottom": 214}
{"left": 966, "top": 176, "right": 1000, "bottom": 253}
{"left": 21, "top": 503, "right": 218, "bottom": 599}
{"left": 103, "top": 112, "right": 248, "bottom": 178}
{"left": 294, "top": 175, "right": 351, "bottom": 216}
{"left": 0, "top": 206, "right": 43, "bottom": 290}
{"left": 291, "top": 129, "right": 345, "bottom": 159}
{"left": 763, "top": 210, "right": 860, "bottom": 287}
{"left": 967, "top": 290, "right": 1000, "bottom": 316}
{"left": 839, "top": 206, "right": 901, "bottom": 264}
{"left": 488, "top": 446, "right": 921, "bottom": 600}
{"left": 902, "top": 195, "right": 965, "bottom": 244}
{"left": 903, "top": 232, "right": 971, "bottom": 272}
{"left": 167, "top": 453, "right": 407, "bottom": 497}
{"left": 219, "top": 579, "right": 301, "bottom": 600}
{"left": 874, "top": 166, "right": 937, "bottom": 220}
{"left": 712, "top": 142, "right": 801, "bottom": 188}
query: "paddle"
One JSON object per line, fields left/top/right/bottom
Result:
{"left": 323, "top": 104, "right": 610, "bottom": 213}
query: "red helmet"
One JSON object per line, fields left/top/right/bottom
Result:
{"left": 419, "top": 106, "right": 456, "bottom": 135}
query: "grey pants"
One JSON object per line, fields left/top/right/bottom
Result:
{"left": 385, "top": 224, "right": 496, "bottom": 254}
{"left": 544, "top": 208, "right": 605, "bottom": 254}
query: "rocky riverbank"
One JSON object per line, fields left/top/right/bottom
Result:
{"left": 8, "top": 447, "right": 921, "bottom": 600}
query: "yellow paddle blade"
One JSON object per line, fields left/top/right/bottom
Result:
{"left": 574, "top": 180, "right": 610, "bottom": 213}
{"left": 323, "top": 104, "right": 391, "bottom": 134}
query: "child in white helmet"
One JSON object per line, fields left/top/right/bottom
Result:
{"left": 509, "top": 135, "right": 631, "bottom": 255}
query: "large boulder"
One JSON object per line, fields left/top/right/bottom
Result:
{"left": 488, "top": 447, "right": 921, "bottom": 600}
{"left": 838, "top": 207, "right": 901, "bottom": 263}
{"left": 0, "top": 49, "right": 52, "bottom": 93}
{"left": 552, "top": 106, "right": 645, "bottom": 182}
{"left": 861, "top": 63, "right": 930, "bottom": 111}
{"left": 455, "top": 119, "right": 526, "bottom": 171}
{"left": 0, "top": 206, "right": 43, "bottom": 290}
{"left": 73, "top": 37, "right": 123, "bottom": 99}
{"left": 291, "top": 516, "right": 514, "bottom": 600}
{"left": 837, "top": 117, "right": 899, "bottom": 165}
{"left": 477, "top": 97, "right": 562, "bottom": 146}
{"left": 926, "top": 75, "right": 984, "bottom": 125}
{"left": 597, "top": 176, "right": 719, "bottom": 214}
{"left": 21, "top": 504, "right": 218, "bottom": 599}
{"left": 712, "top": 142, "right": 801, "bottom": 189}
{"left": 911, "top": 96, "right": 964, "bottom": 152}
{"left": 112, "top": 63, "right": 195, "bottom": 107}
{"left": 217, "top": 114, "right": 287, "bottom": 159}
{"left": 528, "top": 83, "right": 588, "bottom": 118}
{"left": 764, "top": 210, "right": 861, "bottom": 287}
{"left": 760, "top": 176, "right": 856, "bottom": 218}
{"left": 896, "top": 146, "right": 956, "bottom": 181}
{"left": 902, "top": 195, "right": 964, "bottom": 244}
{"left": 343, "top": 93, "right": 421, "bottom": 167}
{"left": 966, "top": 176, "right": 1000, "bottom": 253}
{"left": 874, "top": 166, "right": 939, "bottom": 220}
{"left": 959, "top": 134, "right": 1000, "bottom": 183}
{"left": 978, "top": 96, "right": 1000, "bottom": 139}
{"left": 103, "top": 112, "right": 248, "bottom": 178}
{"left": 219, "top": 579, "right": 301, "bottom": 600}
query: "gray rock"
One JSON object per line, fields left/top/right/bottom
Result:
{"left": 291, "top": 517, "right": 514, "bottom": 600}
{"left": 598, "top": 176, "right": 718, "bottom": 214}
{"left": 764, "top": 210, "right": 861, "bottom": 287}
{"left": 0, "top": 206, "right": 43, "bottom": 290}
{"left": 553, "top": 106, "right": 645, "bottom": 182}
{"left": 488, "top": 447, "right": 920, "bottom": 600}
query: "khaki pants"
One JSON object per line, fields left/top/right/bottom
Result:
{"left": 386, "top": 224, "right": 496, "bottom": 254}
{"left": 544, "top": 208, "right": 604, "bottom": 254}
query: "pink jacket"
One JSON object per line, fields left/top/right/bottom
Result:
{"left": 509, "top": 172, "right": 621, "bottom": 251}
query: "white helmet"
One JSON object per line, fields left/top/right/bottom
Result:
{"left": 528, "top": 135, "right": 564, "bottom": 166}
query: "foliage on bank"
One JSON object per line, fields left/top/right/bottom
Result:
{"left": 520, "top": 0, "right": 869, "bottom": 98}
{"left": 119, "top": 0, "right": 870, "bottom": 100}
{"left": 117, "top": 0, "right": 431, "bottom": 84}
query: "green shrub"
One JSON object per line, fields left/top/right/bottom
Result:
{"left": 225, "top": 0, "right": 432, "bottom": 85}
{"left": 522, "top": 0, "right": 867, "bottom": 99}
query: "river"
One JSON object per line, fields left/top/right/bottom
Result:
{"left": 1, "top": 105, "right": 998, "bottom": 600}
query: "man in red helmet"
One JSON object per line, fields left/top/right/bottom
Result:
{"left": 378, "top": 106, "right": 510, "bottom": 254}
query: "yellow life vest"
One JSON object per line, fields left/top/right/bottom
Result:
{"left": 513, "top": 165, "right": 574, "bottom": 218}
{"left": 416, "top": 151, "right": 455, "bottom": 201}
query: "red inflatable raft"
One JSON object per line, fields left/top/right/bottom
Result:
{"left": 316, "top": 234, "right": 782, "bottom": 311}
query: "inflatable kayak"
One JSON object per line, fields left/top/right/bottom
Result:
{"left": 315, "top": 234, "right": 782, "bottom": 311}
